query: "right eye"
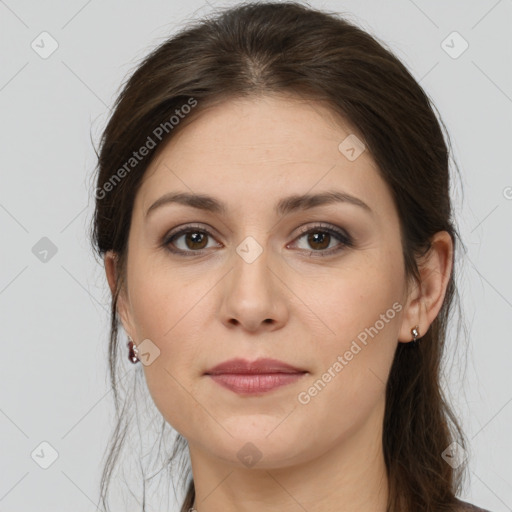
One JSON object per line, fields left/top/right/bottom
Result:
{"left": 163, "top": 224, "right": 222, "bottom": 255}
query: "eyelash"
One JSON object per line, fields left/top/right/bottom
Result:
{"left": 162, "top": 222, "right": 354, "bottom": 258}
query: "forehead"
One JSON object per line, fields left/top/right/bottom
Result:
{"left": 136, "top": 95, "right": 391, "bottom": 217}
{"left": 148, "top": 94, "right": 363, "bottom": 165}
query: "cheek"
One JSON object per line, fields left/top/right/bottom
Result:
{"left": 300, "top": 252, "right": 403, "bottom": 413}
{"left": 130, "top": 277, "right": 207, "bottom": 374}
{"left": 128, "top": 272, "right": 211, "bottom": 434}
{"left": 313, "top": 251, "right": 404, "bottom": 350}
{"left": 130, "top": 265, "right": 195, "bottom": 338}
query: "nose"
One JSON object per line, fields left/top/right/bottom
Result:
{"left": 218, "top": 245, "right": 289, "bottom": 333}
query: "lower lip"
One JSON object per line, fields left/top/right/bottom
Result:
{"left": 207, "top": 372, "right": 306, "bottom": 394}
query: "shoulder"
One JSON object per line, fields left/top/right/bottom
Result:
{"left": 454, "top": 498, "right": 493, "bottom": 512}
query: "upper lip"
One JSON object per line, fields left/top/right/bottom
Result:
{"left": 205, "top": 358, "right": 307, "bottom": 375}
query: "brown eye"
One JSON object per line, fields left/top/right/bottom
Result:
{"left": 182, "top": 231, "right": 208, "bottom": 250}
{"left": 306, "top": 231, "right": 331, "bottom": 250}
{"left": 163, "top": 225, "right": 220, "bottom": 255}
{"left": 291, "top": 223, "right": 354, "bottom": 257}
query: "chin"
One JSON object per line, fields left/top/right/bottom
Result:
{"left": 199, "top": 423, "right": 312, "bottom": 470}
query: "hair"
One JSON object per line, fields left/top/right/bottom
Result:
{"left": 89, "top": 2, "right": 470, "bottom": 511}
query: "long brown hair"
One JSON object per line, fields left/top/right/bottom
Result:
{"left": 90, "top": 2, "right": 469, "bottom": 511}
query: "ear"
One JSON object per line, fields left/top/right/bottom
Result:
{"left": 104, "top": 250, "right": 136, "bottom": 340}
{"left": 398, "top": 231, "right": 453, "bottom": 343}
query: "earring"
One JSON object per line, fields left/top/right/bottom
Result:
{"left": 411, "top": 325, "right": 420, "bottom": 343}
{"left": 127, "top": 336, "right": 140, "bottom": 364}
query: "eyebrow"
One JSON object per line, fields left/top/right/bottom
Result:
{"left": 145, "top": 190, "right": 373, "bottom": 219}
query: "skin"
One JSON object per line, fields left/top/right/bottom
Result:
{"left": 104, "top": 94, "right": 453, "bottom": 512}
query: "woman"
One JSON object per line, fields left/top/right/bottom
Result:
{"left": 91, "top": 2, "right": 492, "bottom": 511}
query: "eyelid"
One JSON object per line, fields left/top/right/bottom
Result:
{"left": 165, "top": 222, "right": 219, "bottom": 239}
{"left": 292, "top": 222, "right": 350, "bottom": 239}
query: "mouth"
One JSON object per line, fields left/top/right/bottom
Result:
{"left": 204, "top": 358, "right": 308, "bottom": 395}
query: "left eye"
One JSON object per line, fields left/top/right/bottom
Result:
{"left": 163, "top": 223, "right": 353, "bottom": 256}
{"left": 297, "top": 227, "right": 351, "bottom": 253}
{"left": 289, "top": 224, "right": 353, "bottom": 256}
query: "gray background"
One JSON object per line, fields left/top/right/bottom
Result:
{"left": 1, "top": 0, "right": 511, "bottom": 511}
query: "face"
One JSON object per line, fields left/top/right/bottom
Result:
{"left": 111, "top": 94, "right": 415, "bottom": 469}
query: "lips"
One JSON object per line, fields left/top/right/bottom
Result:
{"left": 205, "top": 357, "right": 306, "bottom": 375}
{"left": 204, "top": 358, "right": 307, "bottom": 395}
